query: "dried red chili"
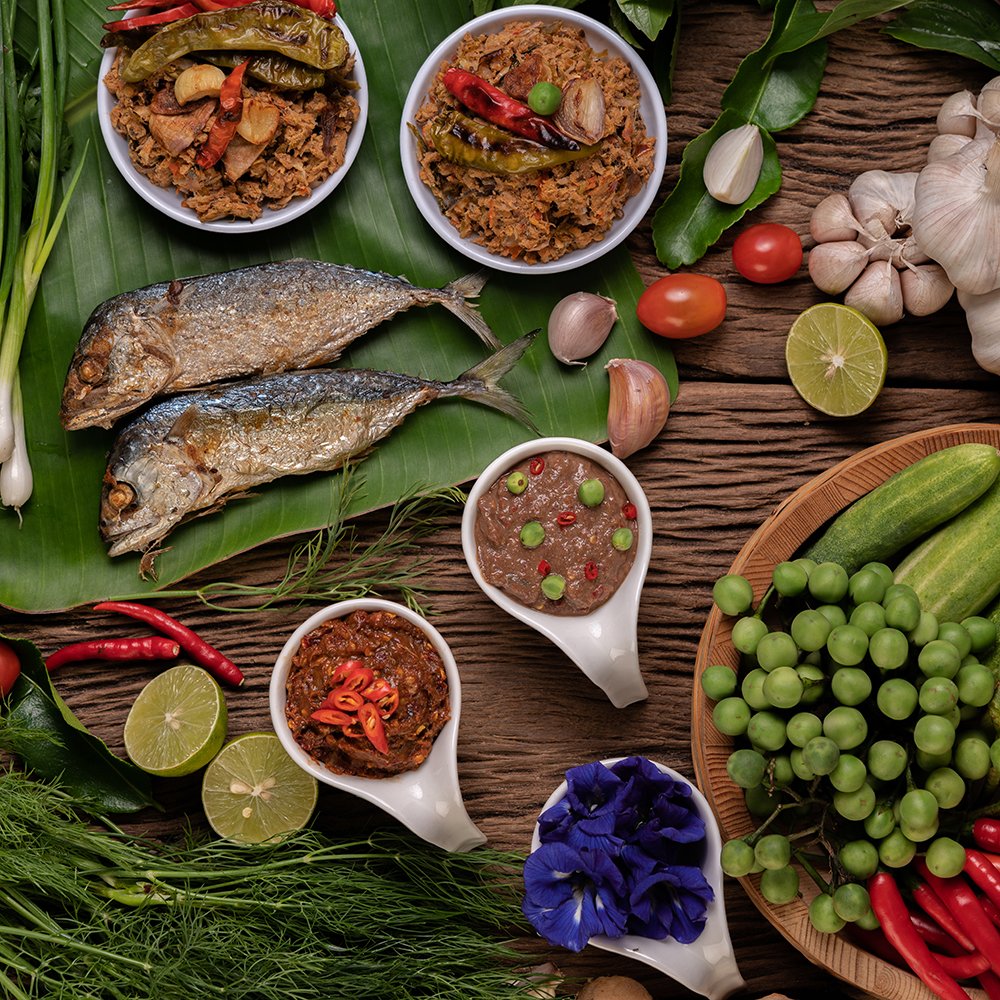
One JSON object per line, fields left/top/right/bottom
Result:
{"left": 103, "top": 3, "right": 198, "bottom": 30}
{"left": 556, "top": 511, "right": 577, "bottom": 527}
{"left": 196, "top": 59, "right": 251, "bottom": 169}
{"left": 358, "top": 703, "right": 389, "bottom": 754}
{"left": 622, "top": 501, "right": 637, "bottom": 520}
{"left": 584, "top": 562, "right": 599, "bottom": 581}
{"left": 537, "top": 559, "right": 550, "bottom": 575}
{"left": 529, "top": 457, "right": 545, "bottom": 475}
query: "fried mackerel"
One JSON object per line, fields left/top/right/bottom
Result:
{"left": 100, "top": 334, "right": 536, "bottom": 573}
{"left": 61, "top": 260, "right": 500, "bottom": 430}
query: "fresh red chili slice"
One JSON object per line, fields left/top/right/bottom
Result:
{"left": 326, "top": 687, "right": 365, "bottom": 712}
{"left": 358, "top": 703, "right": 389, "bottom": 754}
{"left": 331, "top": 659, "right": 366, "bottom": 683}
{"left": 340, "top": 724, "right": 365, "bottom": 739}
{"left": 537, "top": 559, "right": 550, "bottom": 575}
{"left": 556, "top": 511, "right": 576, "bottom": 527}
{"left": 622, "top": 501, "right": 637, "bottom": 520}
{"left": 377, "top": 690, "right": 399, "bottom": 719}
{"left": 336, "top": 665, "right": 374, "bottom": 692}
{"left": 584, "top": 561, "right": 599, "bottom": 581}
{"left": 529, "top": 457, "right": 545, "bottom": 475}
{"left": 361, "top": 679, "right": 394, "bottom": 701}
{"left": 311, "top": 708, "right": 354, "bottom": 726}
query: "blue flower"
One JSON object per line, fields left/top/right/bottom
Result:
{"left": 627, "top": 865, "right": 715, "bottom": 944}
{"left": 538, "top": 761, "right": 625, "bottom": 852}
{"left": 522, "top": 842, "right": 629, "bottom": 952}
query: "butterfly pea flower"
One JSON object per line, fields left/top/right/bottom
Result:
{"left": 627, "top": 865, "right": 714, "bottom": 943}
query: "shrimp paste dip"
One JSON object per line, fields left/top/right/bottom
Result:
{"left": 473, "top": 449, "right": 638, "bottom": 616}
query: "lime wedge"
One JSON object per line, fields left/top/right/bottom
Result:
{"left": 785, "top": 303, "right": 887, "bottom": 417}
{"left": 201, "top": 733, "right": 317, "bottom": 844}
{"left": 123, "top": 664, "right": 227, "bottom": 777}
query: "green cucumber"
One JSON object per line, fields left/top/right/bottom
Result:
{"left": 803, "top": 443, "right": 1000, "bottom": 574}
{"left": 894, "top": 476, "right": 1000, "bottom": 623}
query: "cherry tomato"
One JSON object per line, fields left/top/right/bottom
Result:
{"left": 636, "top": 274, "right": 727, "bottom": 339}
{"left": 0, "top": 640, "right": 21, "bottom": 698}
{"left": 732, "top": 223, "right": 803, "bottom": 284}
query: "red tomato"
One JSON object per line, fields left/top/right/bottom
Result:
{"left": 732, "top": 223, "right": 803, "bottom": 284}
{"left": 0, "top": 640, "right": 20, "bottom": 698}
{"left": 636, "top": 274, "right": 727, "bottom": 339}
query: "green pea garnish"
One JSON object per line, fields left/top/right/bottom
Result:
{"left": 519, "top": 521, "right": 545, "bottom": 549}
{"left": 527, "top": 82, "right": 561, "bottom": 116}
{"left": 577, "top": 478, "right": 605, "bottom": 508}
{"left": 506, "top": 471, "right": 528, "bottom": 495}
{"left": 612, "top": 527, "right": 633, "bottom": 551}
{"left": 540, "top": 573, "right": 566, "bottom": 600}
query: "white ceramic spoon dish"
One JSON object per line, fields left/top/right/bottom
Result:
{"left": 462, "top": 437, "right": 651, "bottom": 708}
{"left": 269, "top": 598, "right": 486, "bottom": 852}
{"left": 531, "top": 759, "right": 745, "bottom": 1000}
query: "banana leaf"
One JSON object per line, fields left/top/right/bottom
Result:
{"left": 3, "top": 0, "right": 677, "bottom": 613}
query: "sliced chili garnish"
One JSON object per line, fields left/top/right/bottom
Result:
{"left": 377, "top": 690, "right": 400, "bottom": 719}
{"left": 336, "top": 665, "right": 374, "bottom": 692}
{"left": 331, "top": 659, "right": 366, "bottom": 684}
{"left": 537, "top": 559, "right": 550, "bottom": 575}
{"left": 622, "top": 501, "right": 637, "bottom": 520}
{"left": 326, "top": 687, "right": 365, "bottom": 712}
{"left": 340, "top": 724, "right": 365, "bottom": 739}
{"left": 358, "top": 703, "right": 389, "bottom": 754}
{"left": 361, "top": 679, "right": 394, "bottom": 702}
{"left": 311, "top": 708, "right": 354, "bottom": 727}
{"left": 529, "top": 457, "right": 545, "bottom": 475}
{"left": 584, "top": 561, "right": 599, "bottom": 581}
{"left": 556, "top": 511, "right": 576, "bottom": 527}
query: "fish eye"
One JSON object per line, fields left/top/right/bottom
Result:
{"left": 106, "top": 482, "right": 137, "bottom": 512}
{"left": 78, "top": 358, "right": 105, "bottom": 384}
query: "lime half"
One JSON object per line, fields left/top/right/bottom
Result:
{"left": 123, "top": 664, "right": 227, "bottom": 777}
{"left": 201, "top": 733, "right": 317, "bottom": 844}
{"left": 786, "top": 303, "right": 887, "bottom": 417}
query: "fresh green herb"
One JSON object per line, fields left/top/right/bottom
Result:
{"left": 885, "top": 0, "right": 1000, "bottom": 71}
{"left": 0, "top": 633, "right": 156, "bottom": 813}
{"left": 153, "top": 470, "right": 466, "bottom": 614}
{"left": 0, "top": 764, "right": 537, "bottom": 1000}
{"left": 652, "top": 0, "right": 913, "bottom": 269}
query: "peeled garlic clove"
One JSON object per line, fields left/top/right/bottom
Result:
{"left": 553, "top": 77, "right": 605, "bottom": 144}
{"left": 702, "top": 123, "right": 763, "bottom": 205}
{"left": 547, "top": 291, "right": 618, "bottom": 364}
{"left": 848, "top": 170, "right": 917, "bottom": 234}
{"left": 959, "top": 287, "right": 1000, "bottom": 374}
{"left": 605, "top": 358, "right": 670, "bottom": 459}
{"left": 807, "top": 240, "right": 870, "bottom": 294}
{"left": 927, "top": 132, "right": 972, "bottom": 163}
{"left": 936, "top": 90, "right": 978, "bottom": 137}
{"left": 844, "top": 260, "right": 904, "bottom": 327}
{"left": 900, "top": 264, "right": 954, "bottom": 317}
{"left": 810, "top": 193, "right": 861, "bottom": 243}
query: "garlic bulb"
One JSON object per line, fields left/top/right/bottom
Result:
{"left": 810, "top": 193, "right": 861, "bottom": 243}
{"left": 912, "top": 136, "right": 1000, "bottom": 294}
{"left": 958, "top": 287, "right": 1000, "bottom": 374}
{"left": 808, "top": 241, "right": 870, "bottom": 294}
{"left": 936, "top": 90, "right": 978, "bottom": 137}
{"left": 547, "top": 291, "right": 617, "bottom": 364}
{"left": 844, "top": 261, "right": 904, "bottom": 326}
{"left": 702, "top": 123, "right": 763, "bottom": 205}
{"left": 848, "top": 170, "right": 917, "bottom": 235}
{"left": 900, "top": 264, "right": 954, "bottom": 317}
{"left": 927, "top": 133, "right": 972, "bottom": 163}
{"left": 605, "top": 358, "right": 670, "bottom": 459}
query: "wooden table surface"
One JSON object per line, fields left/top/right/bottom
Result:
{"left": 2, "top": 4, "right": 997, "bottom": 999}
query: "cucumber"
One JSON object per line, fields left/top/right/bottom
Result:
{"left": 894, "top": 476, "right": 1000, "bottom": 623}
{"left": 803, "top": 443, "right": 1000, "bottom": 574}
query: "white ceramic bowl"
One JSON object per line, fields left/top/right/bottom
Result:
{"left": 399, "top": 5, "right": 668, "bottom": 274}
{"left": 98, "top": 16, "right": 368, "bottom": 233}
{"left": 269, "top": 597, "right": 485, "bottom": 852}
{"left": 531, "top": 759, "right": 745, "bottom": 1000}
{"left": 461, "top": 437, "right": 652, "bottom": 707}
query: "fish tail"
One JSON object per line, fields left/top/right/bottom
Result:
{"left": 435, "top": 271, "right": 502, "bottom": 349}
{"left": 443, "top": 331, "right": 538, "bottom": 431}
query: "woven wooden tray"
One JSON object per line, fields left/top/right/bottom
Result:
{"left": 692, "top": 423, "right": 1000, "bottom": 1000}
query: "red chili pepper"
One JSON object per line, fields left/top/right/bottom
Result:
{"left": 46, "top": 636, "right": 180, "bottom": 671}
{"left": 584, "top": 561, "right": 599, "bottom": 581}
{"left": 106, "top": 0, "right": 180, "bottom": 11}
{"left": 335, "top": 665, "right": 374, "bottom": 692}
{"left": 310, "top": 708, "right": 354, "bottom": 727}
{"left": 850, "top": 926, "right": 905, "bottom": 968}
{"left": 324, "top": 687, "right": 365, "bottom": 712}
{"left": 331, "top": 659, "right": 366, "bottom": 684}
{"left": 965, "top": 851, "right": 1000, "bottom": 911}
{"left": 441, "top": 67, "right": 578, "bottom": 150}
{"left": 196, "top": 59, "right": 250, "bottom": 169}
{"left": 358, "top": 703, "right": 388, "bottom": 754}
{"left": 974, "top": 819, "right": 1000, "bottom": 854}
{"left": 376, "top": 690, "right": 399, "bottom": 719}
{"left": 909, "top": 909, "right": 967, "bottom": 956}
{"left": 556, "top": 511, "right": 576, "bottom": 527}
{"left": 361, "top": 679, "right": 394, "bottom": 702}
{"left": 982, "top": 971, "right": 1000, "bottom": 1000}
{"left": 982, "top": 896, "right": 1000, "bottom": 930}
{"left": 340, "top": 723, "right": 365, "bottom": 739}
{"left": 93, "top": 602, "right": 244, "bottom": 686}
{"left": 529, "top": 457, "right": 545, "bottom": 475}
{"left": 913, "top": 880, "right": 977, "bottom": 952}
{"left": 916, "top": 860, "right": 1000, "bottom": 977}
{"left": 103, "top": 3, "right": 198, "bottom": 30}
{"left": 868, "top": 873, "right": 970, "bottom": 1000}
{"left": 537, "top": 559, "right": 550, "bottom": 575}
{"left": 622, "top": 501, "right": 637, "bottom": 520}
{"left": 936, "top": 951, "right": 993, "bottom": 980}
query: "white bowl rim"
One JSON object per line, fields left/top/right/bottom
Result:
{"left": 398, "top": 4, "right": 668, "bottom": 274}
{"left": 268, "top": 597, "right": 462, "bottom": 796}
{"left": 97, "top": 13, "right": 369, "bottom": 234}
{"left": 460, "top": 435, "right": 653, "bottom": 623}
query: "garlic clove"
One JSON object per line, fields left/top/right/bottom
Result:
{"left": 807, "top": 240, "right": 870, "bottom": 294}
{"left": 977, "top": 79, "right": 1000, "bottom": 129}
{"left": 936, "top": 90, "right": 978, "bottom": 138}
{"left": 605, "top": 358, "right": 670, "bottom": 459}
{"left": 810, "top": 193, "right": 862, "bottom": 243}
{"left": 927, "top": 132, "right": 973, "bottom": 163}
{"left": 552, "top": 77, "right": 606, "bottom": 144}
{"left": 702, "top": 123, "right": 763, "bottom": 205}
{"left": 844, "top": 260, "right": 904, "bottom": 327}
{"left": 848, "top": 170, "right": 918, "bottom": 235}
{"left": 958, "top": 287, "right": 1000, "bottom": 374}
{"left": 893, "top": 235, "right": 930, "bottom": 268}
{"left": 900, "top": 263, "right": 954, "bottom": 317}
{"left": 547, "top": 291, "right": 618, "bottom": 364}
